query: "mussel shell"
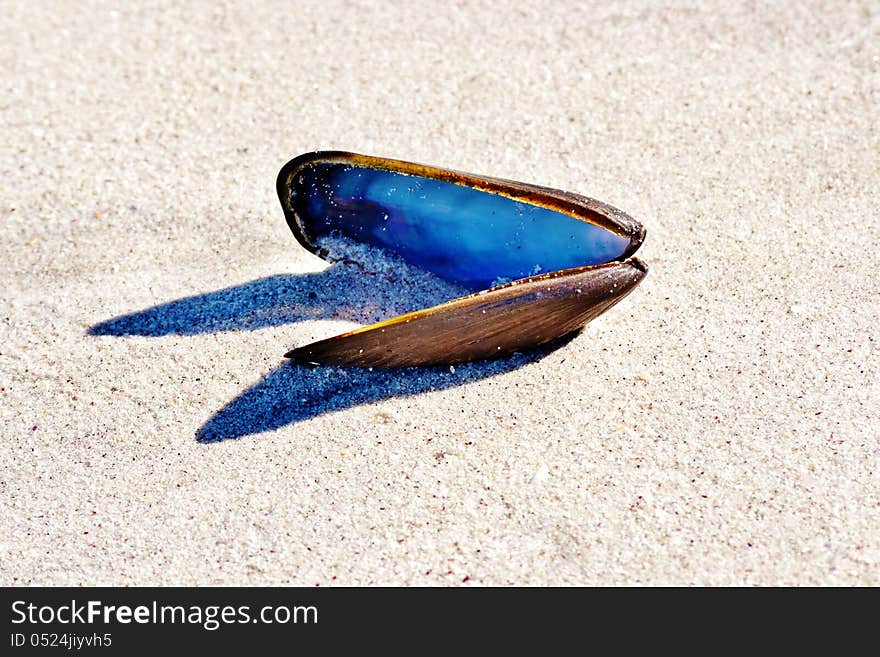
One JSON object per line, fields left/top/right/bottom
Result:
{"left": 277, "top": 151, "right": 647, "bottom": 367}
{"left": 283, "top": 155, "right": 642, "bottom": 289}
{"left": 278, "top": 152, "right": 645, "bottom": 275}
{"left": 285, "top": 258, "right": 646, "bottom": 367}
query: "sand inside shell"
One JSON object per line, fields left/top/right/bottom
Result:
{"left": 314, "top": 233, "right": 473, "bottom": 325}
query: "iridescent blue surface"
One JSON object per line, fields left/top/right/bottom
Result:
{"left": 291, "top": 163, "right": 631, "bottom": 289}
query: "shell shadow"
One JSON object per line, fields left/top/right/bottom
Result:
{"left": 88, "top": 264, "right": 578, "bottom": 442}
{"left": 88, "top": 261, "right": 463, "bottom": 337}
{"left": 89, "top": 273, "right": 324, "bottom": 336}
{"left": 196, "top": 334, "right": 577, "bottom": 443}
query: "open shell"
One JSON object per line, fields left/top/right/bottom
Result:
{"left": 277, "top": 151, "right": 647, "bottom": 367}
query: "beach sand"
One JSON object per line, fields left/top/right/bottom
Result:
{"left": 2, "top": 1, "right": 877, "bottom": 585}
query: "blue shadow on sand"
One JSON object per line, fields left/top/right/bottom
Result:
{"left": 89, "top": 266, "right": 404, "bottom": 337}
{"left": 89, "top": 264, "right": 574, "bottom": 442}
{"left": 195, "top": 340, "right": 571, "bottom": 442}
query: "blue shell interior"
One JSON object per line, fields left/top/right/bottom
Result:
{"left": 291, "top": 163, "right": 632, "bottom": 290}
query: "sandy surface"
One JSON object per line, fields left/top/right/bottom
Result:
{"left": 2, "top": 1, "right": 878, "bottom": 585}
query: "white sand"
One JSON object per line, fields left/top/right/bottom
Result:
{"left": 2, "top": 1, "right": 878, "bottom": 585}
